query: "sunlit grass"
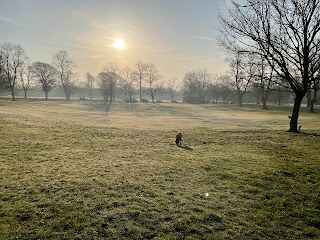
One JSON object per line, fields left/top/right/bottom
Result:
{"left": 0, "top": 99, "right": 319, "bottom": 239}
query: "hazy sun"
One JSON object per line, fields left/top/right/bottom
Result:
{"left": 112, "top": 39, "right": 125, "bottom": 49}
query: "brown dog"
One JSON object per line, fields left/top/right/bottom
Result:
{"left": 175, "top": 132, "right": 182, "bottom": 146}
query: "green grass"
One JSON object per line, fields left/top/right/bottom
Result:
{"left": 0, "top": 99, "right": 319, "bottom": 239}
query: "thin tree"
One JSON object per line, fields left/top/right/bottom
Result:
{"left": 104, "top": 62, "right": 119, "bottom": 102}
{"left": 253, "top": 56, "right": 274, "bottom": 109}
{"left": 0, "top": 51, "right": 7, "bottom": 94}
{"left": 53, "top": 50, "right": 76, "bottom": 101}
{"left": 0, "top": 50, "right": 3, "bottom": 76}
{"left": 135, "top": 61, "right": 147, "bottom": 101}
{"left": 183, "top": 68, "right": 212, "bottom": 104}
{"left": 85, "top": 72, "right": 95, "bottom": 99}
{"left": 227, "top": 52, "right": 255, "bottom": 106}
{"left": 215, "top": 74, "right": 234, "bottom": 103}
{"left": 167, "top": 77, "right": 180, "bottom": 102}
{"left": 19, "top": 60, "right": 34, "bottom": 98}
{"left": 220, "top": 0, "right": 320, "bottom": 132}
{"left": 145, "top": 63, "right": 162, "bottom": 103}
{"left": 0, "top": 43, "right": 27, "bottom": 101}
{"left": 30, "top": 62, "right": 57, "bottom": 100}
{"left": 97, "top": 72, "right": 108, "bottom": 101}
{"left": 120, "top": 66, "right": 137, "bottom": 103}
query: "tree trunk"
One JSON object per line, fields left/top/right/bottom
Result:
{"left": 306, "top": 89, "right": 311, "bottom": 107}
{"left": 150, "top": 83, "right": 154, "bottom": 103}
{"left": 109, "top": 86, "right": 113, "bottom": 103}
{"left": 289, "top": 92, "right": 305, "bottom": 132}
{"left": 140, "top": 80, "right": 142, "bottom": 101}
{"left": 262, "top": 99, "right": 267, "bottom": 109}
{"left": 277, "top": 96, "right": 281, "bottom": 106}
{"left": 150, "top": 89, "right": 155, "bottom": 103}
{"left": 24, "top": 89, "right": 27, "bottom": 98}
{"left": 112, "top": 85, "right": 116, "bottom": 102}
{"left": 310, "top": 100, "right": 315, "bottom": 113}
{"left": 45, "top": 91, "right": 48, "bottom": 100}
{"left": 277, "top": 91, "right": 284, "bottom": 106}
{"left": 64, "top": 87, "right": 70, "bottom": 101}
{"left": 11, "top": 86, "right": 15, "bottom": 101}
{"left": 238, "top": 90, "right": 243, "bottom": 106}
{"left": 262, "top": 90, "right": 268, "bottom": 109}
{"left": 310, "top": 87, "right": 318, "bottom": 113}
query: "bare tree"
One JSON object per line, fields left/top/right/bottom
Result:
{"left": 145, "top": 63, "right": 162, "bottom": 103}
{"left": 213, "top": 74, "right": 234, "bottom": 103}
{"left": 97, "top": 72, "right": 109, "bottom": 101}
{"left": 53, "top": 50, "right": 76, "bottom": 101}
{"left": 135, "top": 61, "right": 147, "bottom": 101}
{"left": 252, "top": 56, "right": 274, "bottom": 109}
{"left": 120, "top": 66, "right": 137, "bottom": 103}
{"left": 30, "top": 62, "right": 57, "bottom": 100}
{"left": 227, "top": 52, "right": 255, "bottom": 106}
{"left": 19, "top": 60, "right": 34, "bottom": 98}
{"left": 97, "top": 71, "right": 119, "bottom": 102}
{"left": 220, "top": 0, "right": 320, "bottom": 132}
{"left": 0, "top": 51, "right": 7, "bottom": 94}
{"left": 183, "top": 68, "right": 212, "bottom": 104}
{"left": 0, "top": 43, "right": 27, "bottom": 101}
{"left": 104, "top": 62, "right": 120, "bottom": 102}
{"left": 167, "top": 77, "right": 180, "bottom": 102}
{"left": 85, "top": 72, "right": 95, "bottom": 99}
{"left": 0, "top": 49, "right": 3, "bottom": 76}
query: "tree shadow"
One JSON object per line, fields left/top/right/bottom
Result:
{"left": 178, "top": 145, "right": 193, "bottom": 151}
{"left": 299, "top": 132, "right": 320, "bottom": 137}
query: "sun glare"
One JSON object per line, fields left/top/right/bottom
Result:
{"left": 112, "top": 39, "right": 125, "bottom": 49}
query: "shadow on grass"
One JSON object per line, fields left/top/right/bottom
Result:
{"left": 287, "top": 129, "right": 320, "bottom": 137}
{"left": 178, "top": 145, "right": 193, "bottom": 151}
{"left": 299, "top": 132, "right": 320, "bottom": 137}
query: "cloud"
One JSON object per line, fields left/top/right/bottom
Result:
{"left": 0, "top": 15, "right": 19, "bottom": 26}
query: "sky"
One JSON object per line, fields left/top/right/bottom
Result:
{"left": 0, "top": 0, "right": 229, "bottom": 82}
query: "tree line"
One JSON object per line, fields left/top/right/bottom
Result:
{"left": 0, "top": 43, "right": 77, "bottom": 101}
{"left": 0, "top": 43, "right": 182, "bottom": 103}
{"left": 0, "top": 42, "right": 296, "bottom": 107}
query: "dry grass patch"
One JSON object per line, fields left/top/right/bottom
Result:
{"left": 0, "top": 99, "right": 319, "bottom": 239}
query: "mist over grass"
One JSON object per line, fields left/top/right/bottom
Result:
{"left": 0, "top": 99, "right": 319, "bottom": 239}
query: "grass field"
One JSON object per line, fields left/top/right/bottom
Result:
{"left": 0, "top": 98, "right": 319, "bottom": 239}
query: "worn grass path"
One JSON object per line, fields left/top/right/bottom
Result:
{"left": 0, "top": 99, "right": 319, "bottom": 239}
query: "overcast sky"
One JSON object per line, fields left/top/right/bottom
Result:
{"left": 1, "top": 0, "right": 229, "bottom": 81}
